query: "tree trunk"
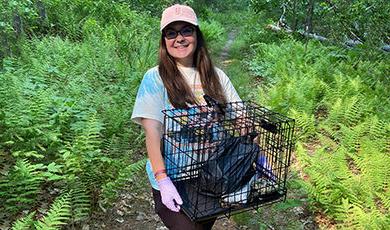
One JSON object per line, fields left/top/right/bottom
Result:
{"left": 305, "top": 0, "right": 315, "bottom": 33}
{"left": 292, "top": 0, "right": 298, "bottom": 31}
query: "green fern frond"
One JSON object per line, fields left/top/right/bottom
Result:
{"left": 335, "top": 198, "right": 353, "bottom": 222}
{"left": 318, "top": 123, "right": 339, "bottom": 141}
{"left": 34, "top": 193, "right": 71, "bottom": 230}
{"left": 358, "top": 141, "right": 389, "bottom": 191}
{"left": 248, "top": 37, "right": 389, "bottom": 228}
{"left": 68, "top": 182, "right": 91, "bottom": 222}
{"left": 101, "top": 158, "right": 147, "bottom": 203}
{"left": 0, "top": 159, "right": 44, "bottom": 214}
{"left": 367, "top": 116, "right": 387, "bottom": 139}
{"left": 71, "top": 111, "right": 104, "bottom": 154}
{"left": 343, "top": 96, "right": 366, "bottom": 127}
{"left": 294, "top": 142, "right": 312, "bottom": 167}
{"left": 339, "top": 204, "right": 388, "bottom": 230}
{"left": 61, "top": 111, "right": 104, "bottom": 178}
{"left": 0, "top": 72, "right": 22, "bottom": 114}
{"left": 376, "top": 192, "right": 390, "bottom": 212}
{"left": 337, "top": 123, "right": 365, "bottom": 152}
{"left": 365, "top": 118, "right": 390, "bottom": 152}
{"left": 299, "top": 146, "right": 366, "bottom": 214}
{"left": 326, "top": 96, "right": 343, "bottom": 124}
{"left": 0, "top": 74, "right": 58, "bottom": 153}
{"left": 11, "top": 211, "right": 35, "bottom": 230}
{"left": 290, "top": 109, "right": 316, "bottom": 140}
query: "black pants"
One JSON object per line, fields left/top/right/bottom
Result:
{"left": 152, "top": 188, "right": 216, "bottom": 230}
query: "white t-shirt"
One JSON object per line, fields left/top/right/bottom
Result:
{"left": 131, "top": 65, "right": 241, "bottom": 189}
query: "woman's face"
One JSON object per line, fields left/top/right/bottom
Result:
{"left": 164, "top": 21, "right": 197, "bottom": 67}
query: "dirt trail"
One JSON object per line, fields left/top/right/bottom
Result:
{"left": 220, "top": 30, "right": 237, "bottom": 62}
{"left": 89, "top": 185, "right": 242, "bottom": 230}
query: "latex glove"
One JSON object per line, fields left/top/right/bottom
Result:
{"left": 157, "top": 177, "right": 183, "bottom": 212}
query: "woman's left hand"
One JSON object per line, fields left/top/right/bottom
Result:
{"left": 157, "top": 177, "right": 183, "bottom": 212}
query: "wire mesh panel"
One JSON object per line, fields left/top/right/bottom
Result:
{"left": 162, "top": 100, "right": 295, "bottom": 221}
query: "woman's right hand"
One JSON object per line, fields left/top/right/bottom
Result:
{"left": 157, "top": 177, "right": 183, "bottom": 212}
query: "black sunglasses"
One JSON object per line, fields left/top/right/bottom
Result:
{"left": 164, "top": 26, "right": 195, "bottom": 40}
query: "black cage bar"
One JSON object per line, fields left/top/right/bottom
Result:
{"left": 162, "top": 101, "right": 295, "bottom": 221}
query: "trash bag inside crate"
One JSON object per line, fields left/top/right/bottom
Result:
{"left": 199, "top": 134, "right": 258, "bottom": 197}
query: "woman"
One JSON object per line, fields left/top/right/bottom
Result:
{"left": 131, "top": 4, "right": 240, "bottom": 229}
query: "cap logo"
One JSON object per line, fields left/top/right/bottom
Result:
{"left": 175, "top": 7, "right": 182, "bottom": 15}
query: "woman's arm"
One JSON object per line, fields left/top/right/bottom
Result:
{"left": 141, "top": 117, "right": 183, "bottom": 212}
{"left": 140, "top": 118, "right": 167, "bottom": 180}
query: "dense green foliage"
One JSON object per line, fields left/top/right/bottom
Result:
{"left": 0, "top": 0, "right": 158, "bottom": 227}
{"left": 1, "top": 0, "right": 389, "bottom": 229}
{"left": 0, "top": 0, "right": 231, "bottom": 228}
{"left": 243, "top": 10, "right": 390, "bottom": 227}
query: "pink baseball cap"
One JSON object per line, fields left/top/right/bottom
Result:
{"left": 160, "top": 4, "right": 198, "bottom": 31}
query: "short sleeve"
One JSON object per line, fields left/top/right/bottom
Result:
{"left": 131, "top": 67, "right": 165, "bottom": 125}
{"left": 215, "top": 68, "right": 241, "bottom": 103}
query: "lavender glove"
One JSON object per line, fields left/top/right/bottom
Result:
{"left": 157, "top": 177, "right": 183, "bottom": 212}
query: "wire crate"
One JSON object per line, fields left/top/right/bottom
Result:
{"left": 162, "top": 99, "right": 295, "bottom": 221}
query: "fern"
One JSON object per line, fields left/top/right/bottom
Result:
{"left": 101, "top": 158, "right": 147, "bottom": 204}
{"left": 0, "top": 2, "right": 165, "bottom": 228}
{"left": 289, "top": 109, "right": 316, "bottom": 140}
{"left": 34, "top": 193, "right": 71, "bottom": 230}
{"left": 11, "top": 211, "right": 35, "bottom": 230}
{"left": 339, "top": 203, "right": 388, "bottom": 229}
{"left": 72, "top": 111, "right": 108, "bottom": 190}
{"left": 342, "top": 96, "right": 366, "bottom": 127}
{"left": 366, "top": 117, "right": 389, "bottom": 152}
{"left": 337, "top": 123, "right": 366, "bottom": 153}
{"left": 62, "top": 111, "right": 104, "bottom": 179}
{"left": 320, "top": 97, "right": 343, "bottom": 131}
{"left": 376, "top": 191, "right": 390, "bottom": 213}
{"left": 0, "top": 159, "right": 44, "bottom": 214}
{"left": 298, "top": 129, "right": 389, "bottom": 225}
{"left": 247, "top": 31, "right": 389, "bottom": 229}
{"left": 68, "top": 182, "right": 91, "bottom": 222}
{"left": 0, "top": 72, "right": 61, "bottom": 155}
{"left": 70, "top": 111, "right": 104, "bottom": 155}
{"left": 358, "top": 141, "right": 389, "bottom": 191}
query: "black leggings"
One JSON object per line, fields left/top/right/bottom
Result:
{"left": 152, "top": 188, "right": 216, "bottom": 230}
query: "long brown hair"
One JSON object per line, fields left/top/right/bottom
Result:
{"left": 158, "top": 27, "right": 226, "bottom": 109}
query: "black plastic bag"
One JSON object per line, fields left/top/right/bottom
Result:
{"left": 199, "top": 134, "right": 259, "bottom": 197}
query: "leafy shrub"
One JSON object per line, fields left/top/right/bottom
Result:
{"left": 200, "top": 19, "right": 226, "bottom": 45}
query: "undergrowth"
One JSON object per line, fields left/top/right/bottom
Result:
{"left": 246, "top": 32, "right": 390, "bottom": 228}
{"left": 0, "top": 1, "right": 241, "bottom": 228}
